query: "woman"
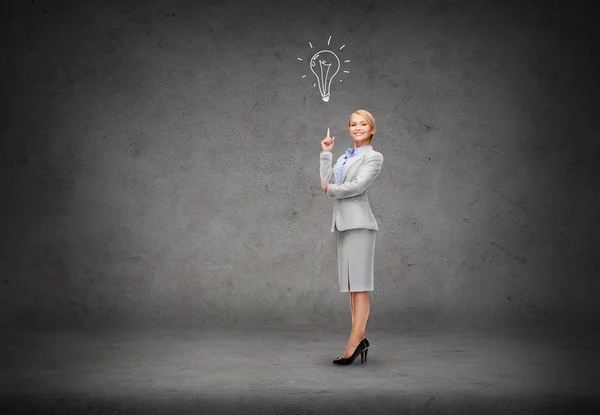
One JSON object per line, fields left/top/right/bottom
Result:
{"left": 320, "top": 109, "right": 384, "bottom": 365}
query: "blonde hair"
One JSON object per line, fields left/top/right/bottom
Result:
{"left": 349, "top": 109, "right": 376, "bottom": 142}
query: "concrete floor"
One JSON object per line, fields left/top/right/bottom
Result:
{"left": 0, "top": 323, "right": 598, "bottom": 414}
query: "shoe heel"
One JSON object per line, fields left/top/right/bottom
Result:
{"left": 360, "top": 351, "right": 364, "bottom": 363}
{"left": 364, "top": 349, "right": 368, "bottom": 362}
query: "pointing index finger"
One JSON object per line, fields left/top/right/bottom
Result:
{"left": 327, "top": 128, "right": 330, "bottom": 138}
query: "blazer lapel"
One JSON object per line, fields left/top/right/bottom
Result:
{"left": 341, "top": 148, "right": 372, "bottom": 183}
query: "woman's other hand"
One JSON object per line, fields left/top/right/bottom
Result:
{"left": 321, "top": 128, "right": 335, "bottom": 152}
{"left": 322, "top": 184, "right": 328, "bottom": 193}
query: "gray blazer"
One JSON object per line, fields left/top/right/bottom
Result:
{"left": 320, "top": 147, "right": 384, "bottom": 232}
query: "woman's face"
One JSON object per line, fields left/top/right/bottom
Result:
{"left": 349, "top": 114, "right": 374, "bottom": 145}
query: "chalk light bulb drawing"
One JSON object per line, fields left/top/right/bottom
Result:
{"left": 310, "top": 50, "right": 340, "bottom": 102}
{"left": 297, "top": 36, "right": 350, "bottom": 103}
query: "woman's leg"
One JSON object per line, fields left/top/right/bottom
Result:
{"left": 349, "top": 292, "right": 354, "bottom": 325}
{"left": 343, "top": 291, "right": 370, "bottom": 358}
{"left": 353, "top": 291, "right": 370, "bottom": 340}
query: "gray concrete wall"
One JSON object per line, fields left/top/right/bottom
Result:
{"left": 1, "top": 0, "right": 598, "bottom": 328}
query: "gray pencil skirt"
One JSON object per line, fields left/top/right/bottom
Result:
{"left": 336, "top": 228, "right": 376, "bottom": 292}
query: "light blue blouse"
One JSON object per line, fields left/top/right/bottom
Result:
{"left": 322, "top": 145, "right": 373, "bottom": 183}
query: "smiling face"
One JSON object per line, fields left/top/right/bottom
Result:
{"left": 349, "top": 113, "right": 375, "bottom": 147}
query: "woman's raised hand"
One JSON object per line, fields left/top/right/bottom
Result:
{"left": 321, "top": 128, "right": 335, "bottom": 152}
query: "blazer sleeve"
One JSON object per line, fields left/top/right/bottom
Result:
{"left": 326, "top": 152, "right": 383, "bottom": 199}
{"left": 320, "top": 151, "right": 335, "bottom": 186}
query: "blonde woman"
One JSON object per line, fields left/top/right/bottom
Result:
{"left": 320, "top": 109, "right": 384, "bottom": 365}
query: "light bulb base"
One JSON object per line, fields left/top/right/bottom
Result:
{"left": 322, "top": 95, "right": 330, "bottom": 102}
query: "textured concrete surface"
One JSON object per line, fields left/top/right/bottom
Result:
{"left": 0, "top": 325, "right": 598, "bottom": 413}
{"left": 1, "top": 0, "right": 598, "bottom": 329}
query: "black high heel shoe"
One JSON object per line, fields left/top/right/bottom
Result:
{"left": 332, "top": 339, "right": 368, "bottom": 365}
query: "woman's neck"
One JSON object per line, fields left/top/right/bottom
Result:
{"left": 354, "top": 140, "right": 371, "bottom": 151}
